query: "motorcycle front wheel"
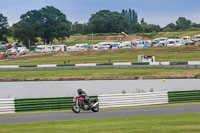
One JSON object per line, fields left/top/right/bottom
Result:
{"left": 91, "top": 104, "right": 99, "bottom": 112}
{"left": 72, "top": 104, "right": 80, "bottom": 113}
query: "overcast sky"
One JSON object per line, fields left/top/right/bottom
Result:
{"left": 0, "top": 0, "right": 200, "bottom": 27}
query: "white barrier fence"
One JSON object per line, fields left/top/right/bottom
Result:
{"left": 75, "top": 64, "right": 97, "bottom": 67}
{"left": 113, "top": 62, "right": 132, "bottom": 66}
{"left": 0, "top": 65, "right": 19, "bottom": 68}
{"left": 150, "top": 62, "right": 160, "bottom": 65}
{"left": 160, "top": 62, "right": 170, "bottom": 65}
{"left": 188, "top": 61, "right": 200, "bottom": 65}
{"left": 0, "top": 99, "right": 15, "bottom": 114}
{"left": 37, "top": 64, "right": 57, "bottom": 68}
{"left": 98, "top": 92, "right": 169, "bottom": 108}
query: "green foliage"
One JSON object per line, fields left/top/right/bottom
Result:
{"left": 3, "top": 8, "right": 200, "bottom": 43}
{"left": 39, "top": 6, "right": 71, "bottom": 44}
{"left": 150, "top": 88, "right": 154, "bottom": 92}
{"left": 12, "top": 10, "right": 41, "bottom": 48}
{"left": 12, "top": 6, "right": 71, "bottom": 46}
{"left": 134, "top": 88, "right": 146, "bottom": 93}
{"left": 122, "top": 90, "right": 126, "bottom": 94}
{"left": 176, "top": 17, "right": 191, "bottom": 30}
{"left": 140, "top": 18, "right": 162, "bottom": 33}
{"left": 88, "top": 10, "right": 129, "bottom": 33}
{"left": 0, "top": 13, "right": 9, "bottom": 42}
{"left": 163, "top": 23, "right": 176, "bottom": 32}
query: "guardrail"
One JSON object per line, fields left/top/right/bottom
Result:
{"left": 0, "top": 99, "right": 15, "bottom": 114}
{"left": 14, "top": 96, "right": 97, "bottom": 112}
{"left": 0, "top": 61, "right": 200, "bottom": 70}
{"left": 14, "top": 97, "right": 74, "bottom": 112}
{"left": 98, "top": 92, "right": 169, "bottom": 108}
{"left": 168, "top": 90, "right": 200, "bottom": 103}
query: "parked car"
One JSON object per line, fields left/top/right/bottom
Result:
{"left": 111, "top": 43, "right": 120, "bottom": 50}
{"left": 0, "top": 52, "right": 5, "bottom": 58}
{"left": 153, "top": 37, "right": 168, "bottom": 44}
{"left": 35, "top": 45, "right": 53, "bottom": 53}
{"left": 98, "top": 42, "right": 112, "bottom": 50}
{"left": 75, "top": 43, "right": 90, "bottom": 51}
{"left": 166, "top": 39, "right": 184, "bottom": 47}
{"left": 67, "top": 46, "right": 79, "bottom": 52}
{"left": 91, "top": 44, "right": 99, "bottom": 50}
{"left": 154, "top": 41, "right": 166, "bottom": 47}
{"left": 192, "top": 34, "right": 200, "bottom": 42}
{"left": 52, "top": 45, "right": 67, "bottom": 52}
{"left": 121, "top": 44, "right": 132, "bottom": 50}
{"left": 181, "top": 36, "right": 194, "bottom": 45}
{"left": 5, "top": 48, "right": 18, "bottom": 57}
{"left": 17, "top": 47, "right": 29, "bottom": 55}
{"left": 0, "top": 44, "right": 5, "bottom": 50}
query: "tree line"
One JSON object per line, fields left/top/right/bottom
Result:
{"left": 1, "top": 6, "right": 200, "bottom": 47}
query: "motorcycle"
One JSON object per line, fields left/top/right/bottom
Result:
{"left": 72, "top": 96, "right": 99, "bottom": 113}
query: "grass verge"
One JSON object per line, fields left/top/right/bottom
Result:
{"left": 0, "top": 113, "right": 200, "bottom": 133}
{"left": 0, "top": 68, "right": 200, "bottom": 81}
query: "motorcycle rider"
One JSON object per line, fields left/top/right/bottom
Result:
{"left": 77, "top": 88, "right": 92, "bottom": 107}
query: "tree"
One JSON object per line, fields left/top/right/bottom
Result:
{"left": 13, "top": 10, "right": 41, "bottom": 48}
{"left": 140, "top": 18, "right": 161, "bottom": 33}
{"left": 39, "top": 6, "right": 71, "bottom": 44}
{"left": 0, "top": 13, "right": 9, "bottom": 42}
{"left": 88, "top": 10, "right": 128, "bottom": 33}
{"left": 122, "top": 9, "right": 138, "bottom": 24}
{"left": 122, "top": 9, "right": 139, "bottom": 33}
{"left": 71, "top": 22, "right": 84, "bottom": 34}
{"left": 176, "top": 17, "right": 191, "bottom": 30}
{"left": 12, "top": 6, "right": 71, "bottom": 46}
{"left": 163, "top": 23, "right": 176, "bottom": 32}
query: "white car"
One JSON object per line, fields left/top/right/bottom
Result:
{"left": 192, "top": 34, "right": 200, "bottom": 42}
{"left": 166, "top": 39, "right": 185, "bottom": 47}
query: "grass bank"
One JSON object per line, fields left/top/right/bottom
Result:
{"left": 7, "top": 31, "right": 200, "bottom": 45}
{"left": 0, "top": 47, "right": 200, "bottom": 65}
{"left": 53, "top": 31, "right": 200, "bottom": 45}
{"left": 0, "top": 68, "right": 199, "bottom": 81}
{"left": 0, "top": 113, "right": 200, "bottom": 133}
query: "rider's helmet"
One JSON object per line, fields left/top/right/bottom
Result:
{"left": 77, "top": 88, "right": 82, "bottom": 94}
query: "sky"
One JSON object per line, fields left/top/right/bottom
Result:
{"left": 0, "top": 0, "right": 200, "bottom": 27}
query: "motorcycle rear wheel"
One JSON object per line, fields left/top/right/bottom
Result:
{"left": 72, "top": 104, "right": 80, "bottom": 113}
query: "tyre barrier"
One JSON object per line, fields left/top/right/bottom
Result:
{"left": 0, "top": 90, "right": 200, "bottom": 114}
{"left": 168, "top": 90, "right": 200, "bottom": 103}
{"left": 0, "top": 99, "right": 15, "bottom": 114}
{"left": 98, "top": 92, "right": 169, "bottom": 108}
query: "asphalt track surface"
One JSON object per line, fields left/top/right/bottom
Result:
{"left": 0, "top": 104, "right": 200, "bottom": 124}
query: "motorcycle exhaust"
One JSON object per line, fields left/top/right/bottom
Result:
{"left": 92, "top": 102, "right": 99, "bottom": 107}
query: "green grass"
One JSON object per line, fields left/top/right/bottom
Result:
{"left": 0, "top": 113, "right": 200, "bottom": 133}
{"left": 7, "top": 31, "right": 200, "bottom": 45}
{"left": 1, "top": 46, "right": 200, "bottom": 65}
{"left": 0, "top": 68, "right": 199, "bottom": 81}
{"left": 140, "top": 31, "right": 200, "bottom": 39}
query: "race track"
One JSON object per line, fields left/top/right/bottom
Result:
{"left": 0, "top": 104, "right": 200, "bottom": 124}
